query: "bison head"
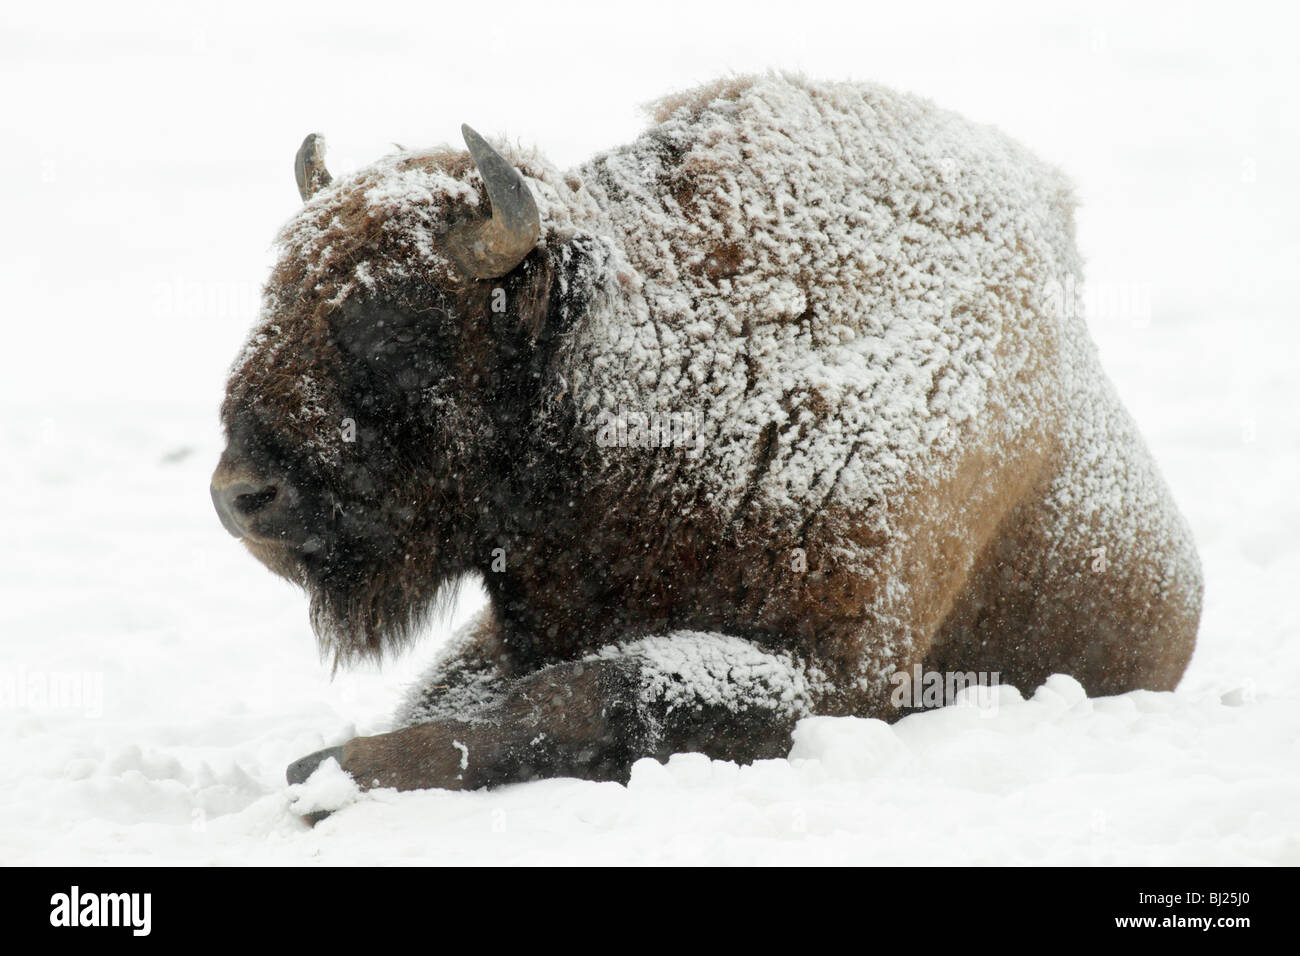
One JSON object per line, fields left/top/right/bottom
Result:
{"left": 211, "top": 126, "right": 595, "bottom": 665}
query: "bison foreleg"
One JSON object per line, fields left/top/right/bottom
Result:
{"left": 290, "top": 632, "right": 816, "bottom": 795}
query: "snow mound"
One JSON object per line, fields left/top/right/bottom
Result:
{"left": 287, "top": 758, "right": 361, "bottom": 817}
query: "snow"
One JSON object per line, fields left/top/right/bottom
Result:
{"left": 288, "top": 758, "right": 360, "bottom": 817}
{"left": 596, "top": 632, "right": 817, "bottom": 735}
{"left": 2, "top": 0, "right": 1299, "bottom": 864}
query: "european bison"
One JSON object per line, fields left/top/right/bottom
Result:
{"left": 211, "top": 74, "right": 1202, "bottom": 796}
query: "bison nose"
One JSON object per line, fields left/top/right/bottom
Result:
{"left": 210, "top": 478, "right": 281, "bottom": 539}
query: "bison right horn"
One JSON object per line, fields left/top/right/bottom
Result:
{"left": 448, "top": 124, "right": 541, "bottom": 280}
{"left": 294, "top": 133, "right": 332, "bottom": 201}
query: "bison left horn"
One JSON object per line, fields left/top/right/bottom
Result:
{"left": 448, "top": 124, "right": 541, "bottom": 280}
{"left": 294, "top": 133, "right": 332, "bottom": 201}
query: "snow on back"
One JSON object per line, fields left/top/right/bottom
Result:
{"left": 550, "top": 73, "right": 1078, "bottom": 531}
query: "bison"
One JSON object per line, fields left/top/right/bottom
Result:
{"left": 211, "top": 73, "right": 1202, "bottom": 797}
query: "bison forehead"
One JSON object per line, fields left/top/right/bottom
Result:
{"left": 272, "top": 150, "right": 481, "bottom": 310}
{"left": 267, "top": 145, "right": 578, "bottom": 319}
{"left": 225, "top": 152, "right": 489, "bottom": 465}
{"left": 223, "top": 308, "right": 347, "bottom": 467}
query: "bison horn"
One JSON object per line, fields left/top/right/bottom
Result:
{"left": 448, "top": 124, "right": 541, "bottom": 280}
{"left": 294, "top": 133, "right": 332, "bottom": 201}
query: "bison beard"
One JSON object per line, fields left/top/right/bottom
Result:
{"left": 213, "top": 73, "right": 1202, "bottom": 812}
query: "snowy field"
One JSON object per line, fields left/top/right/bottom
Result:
{"left": 2, "top": 1, "right": 1298, "bottom": 864}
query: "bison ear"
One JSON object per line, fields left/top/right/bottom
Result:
{"left": 540, "top": 231, "right": 621, "bottom": 337}
{"left": 294, "top": 133, "right": 332, "bottom": 201}
{"left": 490, "top": 231, "right": 616, "bottom": 344}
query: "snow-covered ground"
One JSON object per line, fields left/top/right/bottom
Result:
{"left": 2, "top": 1, "right": 1297, "bottom": 864}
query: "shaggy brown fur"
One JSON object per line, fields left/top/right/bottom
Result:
{"left": 214, "top": 74, "right": 1201, "bottom": 803}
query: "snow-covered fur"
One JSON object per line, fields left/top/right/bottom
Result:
{"left": 220, "top": 74, "right": 1201, "bottom": 789}
{"left": 571, "top": 74, "right": 1204, "bottom": 701}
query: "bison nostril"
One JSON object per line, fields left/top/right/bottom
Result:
{"left": 233, "top": 485, "right": 278, "bottom": 516}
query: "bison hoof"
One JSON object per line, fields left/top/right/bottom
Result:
{"left": 286, "top": 745, "right": 349, "bottom": 827}
{"left": 286, "top": 744, "right": 347, "bottom": 786}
